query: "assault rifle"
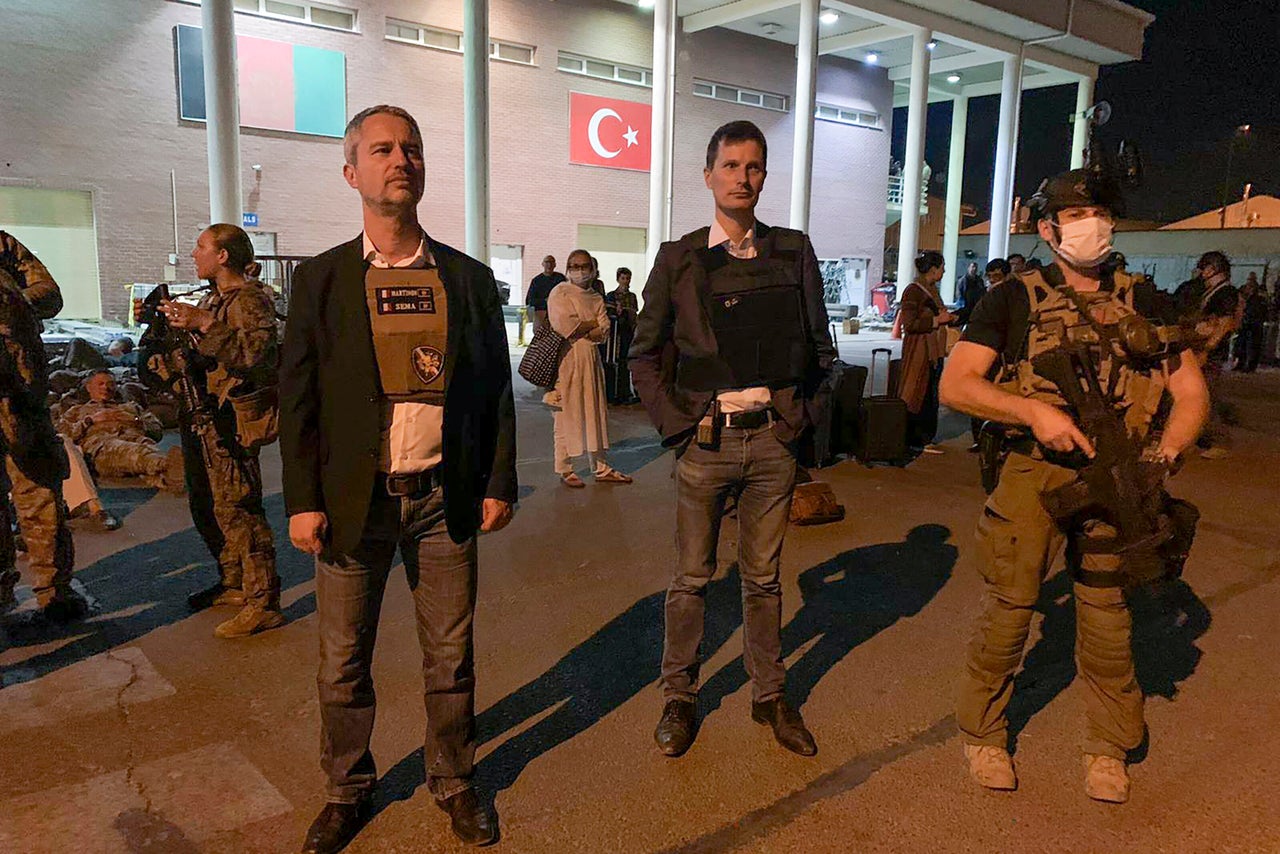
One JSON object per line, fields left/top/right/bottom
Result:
{"left": 137, "top": 284, "right": 216, "bottom": 461}
{"left": 1030, "top": 342, "right": 1191, "bottom": 585}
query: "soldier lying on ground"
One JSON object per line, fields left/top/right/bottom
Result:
{"left": 58, "top": 370, "right": 184, "bottom": 492}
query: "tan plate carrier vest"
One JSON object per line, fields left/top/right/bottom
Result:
{"left": 1001, "top": 268, "right": 1167, "bottom": 443}
{"left": 364, "top": 266, "right": 449, "bottom": 405}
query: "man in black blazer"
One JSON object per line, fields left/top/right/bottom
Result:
{"left": 281, "top": 105, "right": 516, "bottom": 852}
{"left": 630, "top": 120, "right": 835, "bottom": 760}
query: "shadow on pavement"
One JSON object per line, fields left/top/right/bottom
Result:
{"left": 1006, "top": 572, "right": 1210, "bottom": 750}
{"left": 372, "top": 568, "right": 744, "bottom": 810}
{"left": 374, "top": 525, "right": 957, "bottom": 812}
{"left": 699, "top": 524, "right": 957, "bottom": 715}
{"left": 0, "top": 493, "right": 314, "bottom": 686}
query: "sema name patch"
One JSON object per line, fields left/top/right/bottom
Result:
{"left": 376, "top": 287, "right": 437, "bottom": 315}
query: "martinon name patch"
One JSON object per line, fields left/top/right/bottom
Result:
{"left": 376, "top": 287, "right": 436, "bottom": 315}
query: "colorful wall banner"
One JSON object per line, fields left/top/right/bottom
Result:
{"left": 175, "top": 24, "right": 346, "bottom": 139}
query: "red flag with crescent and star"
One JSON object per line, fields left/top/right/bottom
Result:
{"left": 569, "top": 92, "right": 651, "bottom": 172}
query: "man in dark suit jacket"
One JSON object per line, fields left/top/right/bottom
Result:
{"left": 280, "top": 105, "right": 516, "bottom": 853}
{"left": 630, "top": 120, "right": 835, "bottom": 761}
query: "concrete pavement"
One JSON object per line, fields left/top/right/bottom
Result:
{"left": 1, "top": 360, "right": 1278, "bottom": 853}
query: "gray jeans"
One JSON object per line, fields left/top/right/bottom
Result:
{"left": 316, "top": 485, "right": 478, "bottom": 803}
{"left": 663, "top": 425, "right": 797, "bottom": 704}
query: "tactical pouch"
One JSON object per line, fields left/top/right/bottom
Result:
{"left": 229, "top": 384, "right": 279, "bottom": 450}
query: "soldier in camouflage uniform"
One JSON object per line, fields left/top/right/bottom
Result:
{"left": 139, "top": 224, "right": 282, "bottom": 638}
{"left": 59, "top": 370, "right": 185, "bottom": 490}
{"left": 0, "top": 231, "right": 83, "bottom": 620}
{"left": 940, "top": 171, "right": 1209, "bottom": 803}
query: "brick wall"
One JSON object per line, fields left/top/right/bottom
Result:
{"left": 0, "top": 0, "right": 892, "bottom": 322}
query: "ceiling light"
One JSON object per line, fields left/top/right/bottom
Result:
{"left": 926, "top": 40, "right": 937, "bottom": 50}
{"left": 638, "top": 0, "right": 654, "bottom": 7}
{"left": 947, "top": 73, "right": 961, "bottom": 83}
{"left": 865, "top": 52, "right": 878, "bottom": 64}
{"left": 820, "top": 10, "right": 839, "bottom": 25}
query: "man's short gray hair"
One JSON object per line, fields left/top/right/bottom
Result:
{"left": 343, "top": 105, "right": 422, "bottom": 165}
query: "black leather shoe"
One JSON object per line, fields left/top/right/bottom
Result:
{"left": 654, "top": 699, "right": 697, "bottom": 757}
{"left": 751, "top": 699, "right": 817, "bottom": 756}
{"left": 437, "top": 788, "right": 497, "bottom": 846}
{"left": 301, "top": 800, "right": 371, "bottom": 854}
{"left": 92, "top": 509, "right": 123, "bottom": 531}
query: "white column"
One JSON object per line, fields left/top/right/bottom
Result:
{"left": 987, "top": 54, "right": 1023, "bottom": 262}
{"left": 895, "top": 29, "right": 932, "bottom": 293}
{"left": 941, "top": 94, "right": 969, "bottom": 305}
{"left": 1070, "top": 75, "right": 1095, "bottom": 169}
{"left": 201, "top": 0, "right": 241, "bottom": 225}
{"left": 790, "top": 0, "right": 820, "bottom": 230}
{"left": 646, "top": 0, "right": 676, "bottom": 269}
{"left": 463, "top": 0, "right": 490, "bottom": 263}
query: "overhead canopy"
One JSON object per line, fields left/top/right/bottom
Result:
{"left": 673, "top": 0, "right": 1153, "bottom": 103}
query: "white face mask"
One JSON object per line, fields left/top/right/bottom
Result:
{"left": 567, "top": 269, "right": 592, "bottom": 287}
{"left": 1051, "top": 216, "right": 1114, "bottom": 267}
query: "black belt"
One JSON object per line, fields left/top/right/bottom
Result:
{"left": 722, "top": 408, "right": 776, "bottom": 429}
{"left": 376, "top": 467, "right": 444, "bottom": 498}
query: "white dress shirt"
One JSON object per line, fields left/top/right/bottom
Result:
{"left": 362, "top": 231, "right": 444, "bottom": 473}
{"left": 707, "top": 218, "right": 772, "bottom": 414}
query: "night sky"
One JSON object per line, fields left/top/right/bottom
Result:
{"left": 891, "top": 0, "right": 1280, "bottom": 224}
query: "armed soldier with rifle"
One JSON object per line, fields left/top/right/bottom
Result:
{"left": 137, "top": 223, "right": 283, "bottom": 639}
{"left": 940, "top": 155, "right": 1209, "bottom": 803}
{"left": 0, "top": 231, "right": 83, "bottom": 621}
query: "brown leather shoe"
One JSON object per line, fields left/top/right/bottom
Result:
{"left": 654, "top": 699, "right": 697, "bottom": 757}
{"left": 436, "top": 788, "right": 497, "bottom": 846}
{"left": 301, "top": 800, "right": 371, "bottom": 854}
{"left": 751, "top": 698, "right": 817, "bottom": 756}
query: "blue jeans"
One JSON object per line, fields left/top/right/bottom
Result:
{"left": 663, "top": 425, "right": 797, "bottom": 704}
{"left": 316, "top": 485, "right": 478, "bottom": 803}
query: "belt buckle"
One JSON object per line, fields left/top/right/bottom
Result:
{"left": 385, "top": 474, "right": 415, "bottom": 497}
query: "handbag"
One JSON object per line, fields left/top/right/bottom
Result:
{"left": 518, "top": 324, "right": 568, "bottom": 388}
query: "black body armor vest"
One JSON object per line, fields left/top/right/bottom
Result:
{"left": 678, "top": 253, "right": 808, "bottom": 392}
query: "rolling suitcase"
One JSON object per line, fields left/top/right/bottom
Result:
{"left": 801, "top": 359, "right": 867, "bottom": 468}
{"left": 856, "top": 347, "right": 908, "bottom": 465}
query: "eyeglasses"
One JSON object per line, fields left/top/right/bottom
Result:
{"left": 566, "top": 264, "right": 592, "bottom": 271}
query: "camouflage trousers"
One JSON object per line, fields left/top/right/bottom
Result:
{"left": 182, "top": 421, "right": 279, "bottom": 609}
{"left": 956, "top": 451, "right": 1144, "bottom": 761}
{"left": 86, "top": 436, "right": 169, "bottom": 480}
{"left": 0, "top": 400, "right": 74, "bottom": 606}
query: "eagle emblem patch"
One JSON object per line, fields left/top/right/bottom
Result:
{"left": 412, "top": 346, "right": 444, "bottom": 384}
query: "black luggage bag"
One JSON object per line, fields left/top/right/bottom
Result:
{"left": 855, "top": 347, "right": 908, "bottom": 465}
{"left": 800, "top": 359, "right": 867, "bottom": 468}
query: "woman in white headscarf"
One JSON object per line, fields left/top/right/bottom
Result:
{"left": 546, "top": 249, "right": 633, "bottom": 487}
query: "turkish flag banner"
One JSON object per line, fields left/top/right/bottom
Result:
{"left": 569, "top": 92, "right": 652, "bottom": 172}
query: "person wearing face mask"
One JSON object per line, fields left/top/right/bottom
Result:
{"left": 894, "top": 250, "right": 954, "bottom": 454}
{"left": 1174, "top": 251, "right": 1240, "bottom": 459}
{"left": 940, "top": 169, "right": 1209, "bottom": 804}
{"left": 545, "top": 249, "right": 633, "bottom": 487}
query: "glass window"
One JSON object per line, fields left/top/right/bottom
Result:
{"left": 739, "top": 91, "right": 762, "bottom": 106}
{"left": 693, "top": 81, "right": 714, "bottom": 96}
{"left": 585, "top": 60, "right": 613, "bottom": 78}
{"left": 762, "top": 94, "right": 787, "bottom": 111}
{"left": 617, "top": 67, "right": 643, "bottom": 83}
{"left": 234, "top": 0, "right": 258, "bottom": 10}
{"left": 714, "top": 86, "right": 738, "bottom": 102}
{"left": 558, "top": 55, "right": 584, "bottom": 71}
{"left": 422, "top": 28, "right": 461, "bottom": 51}
{"left": 309, "top": 6, "right": 354, "bottom": 29}
{"left": 263, "top": 0, "right": 304, "bottom": 18}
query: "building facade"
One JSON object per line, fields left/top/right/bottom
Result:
{"left": 0, "top": 0, "right": 894, "bottom": 322}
